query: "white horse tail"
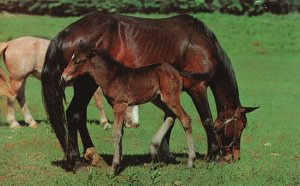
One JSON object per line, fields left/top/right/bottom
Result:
{"left": 0, "top": 42, "right": 13, "bottom": 100}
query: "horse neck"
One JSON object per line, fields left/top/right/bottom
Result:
{"left": 89, "top": 56, "right": 117, "bottom": 88}
{"left": 211, "top": 63, "right": 241, "bottom": 118}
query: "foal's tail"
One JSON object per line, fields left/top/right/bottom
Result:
{"left": 41, "top": 36, "right": 68, "bottom": 154}
{"left": 0, "top": 42, "right": 13, "bottom": 100}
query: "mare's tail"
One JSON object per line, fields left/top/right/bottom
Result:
{"left": 41, "top": 36, "right": 68, "bottom": 155}
{"left": 0, "top": 42, "right": 13, "bottom": 100}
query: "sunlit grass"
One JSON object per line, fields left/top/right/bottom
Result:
{"left": 0, "top": 13, "right": 299, "bottom": 185}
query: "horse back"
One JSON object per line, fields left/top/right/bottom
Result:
{"left": 61, "top": 12, "right": 217, "bottom": 79}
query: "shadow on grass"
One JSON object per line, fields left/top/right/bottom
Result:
{"left": 51, "top": 152, "right": 205, "bottom": 173}
{"left": 87, "top": 119, "right": 113, "bottom": 125}
{"left": 0, "top": 119, "right": 48, "bottom": 127}
{"left": 0, "top": 119, "right": 103, "bottom": 127}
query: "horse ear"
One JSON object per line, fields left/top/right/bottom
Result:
{"left": 241, "top": 107, "right": 259, "bottom": 113}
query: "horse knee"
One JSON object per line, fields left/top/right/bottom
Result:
{"left": 181, "top": 116, "right": 192, "bottom": 132}
{"left": 66, "top": 108, "right": 81, "bottom": 124}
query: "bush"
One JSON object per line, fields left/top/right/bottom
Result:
{"left": 0, "top": 0, "right": 299, "bottom": 16}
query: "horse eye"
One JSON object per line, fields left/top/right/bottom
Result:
{"left": 74, "top": 59, "right": 82, "bottom": 65}
{"left": 233, "top": 115, "right": 237, "bottom": 120}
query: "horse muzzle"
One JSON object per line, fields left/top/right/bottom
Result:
{"left": 60, "top": 73, "right": 72, "bottom": 86}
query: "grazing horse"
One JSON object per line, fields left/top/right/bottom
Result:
{"left": 0, "top": 36, "right": 138, "bottom": 128}
{"left": 61, "top": 43, "right": 196, "bottom": 173}
{"left": 41, "top": 12, "right": 258, "bottom": 171}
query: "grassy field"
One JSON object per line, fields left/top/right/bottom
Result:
{"left": 0, "top": 12, "right": 299, "bottom": 185}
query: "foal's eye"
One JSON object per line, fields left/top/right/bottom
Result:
{"left": 74, "top": 59, "right": 84, "bottom": 65}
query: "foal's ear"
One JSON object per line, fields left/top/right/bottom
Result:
{"left": 241, "top": 107, "right": 259, "bottom": 113}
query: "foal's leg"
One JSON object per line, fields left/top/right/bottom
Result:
{"left": 93, "top": 87, "right": 111, "bottom": 130}
{"left": 16, "top": 80, "right": 38, "bottom": 128}
{"left": 111, "top": 103, "right": 127, "bottom": 174}
{"left": 161, "top": 95, "right": 196, "bottom": 167}
{"left": 6, "top": 78, "right": 24, "bottom": 128}
{"left": 186, "top": 84, "right": 220, "bottom": 160}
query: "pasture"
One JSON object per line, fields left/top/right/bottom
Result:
{"left": 0, "top": 12, "right": 299, "bottom": 185}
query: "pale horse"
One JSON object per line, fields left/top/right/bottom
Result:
{"left": 0, "top": 36, "right": 139, "bottom": 128}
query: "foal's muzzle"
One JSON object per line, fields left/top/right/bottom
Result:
{"left": 60, "top": 74, "right": 72, "bottom": 86}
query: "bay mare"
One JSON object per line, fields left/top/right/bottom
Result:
{"left": 0, "top": 36, "right": 138, "bottom": 128}
{"left": 61, "top": 44, "right": 197, "bottom": 173}
{"left": 41, "top": 12, "right": 258, "bottom": 171}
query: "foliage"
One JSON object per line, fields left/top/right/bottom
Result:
{"left": 0, "top": 0, "right": 299, "bottom": 16}
{"left": 0, "top": 13, "right": 299, "bottom": 185}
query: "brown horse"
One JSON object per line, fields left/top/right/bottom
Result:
{"left": 41, "top": 12, "right": 258, "bottom": 171}
{"left": 61, "top": 43, "right": 196, "bottom": 173}
{"left": 0, "top": 36, "right": 138, "bottom": 129}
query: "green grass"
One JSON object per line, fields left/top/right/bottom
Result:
{"left": 0, "top": 12, "right": 299, "bottom": 185}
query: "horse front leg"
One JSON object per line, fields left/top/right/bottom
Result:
{"left": 111, "top": 103, "right": 127, "bottom": 174}
{"left": 66, "top": 75, "right": 100, "bottom": 171}
{"left": 187, "top": 84, "right": 220, "bottom": 160}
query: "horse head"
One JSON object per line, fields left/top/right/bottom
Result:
{"left": 61, "top": 41, "right": 96, "bottom": 84}
{"left": 214, "top": 106, "right": 259, "bottom": 162}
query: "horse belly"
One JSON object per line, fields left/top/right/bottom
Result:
{"left": 127, "top": 75, "right": 159, "bottom": 105}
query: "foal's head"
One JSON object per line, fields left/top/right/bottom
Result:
{"left": 61, "top": 43, "right": 96, "bottom": 83}
{"left": 214, "top": 106, "right": 258, "bottom": 162}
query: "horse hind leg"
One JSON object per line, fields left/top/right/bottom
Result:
{"left": 161, "top": 94, "right": 196, "bottom": 167}
{"left": 6, "top": 78, "right": 24, "bottom": 128}
{"left": 16, "top": 79, "right": 38, "bottom": 128}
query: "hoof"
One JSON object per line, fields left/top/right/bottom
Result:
{"left": 219, "top": 154, "right": 233, "bottom": 163}
{"left": 111, "top": 162, "right": 121, "bottom": 175}
{"left": 205, "top": 149, "right": 222, "bottom": 162}
{"left": 73, "top": 161, "right": 88, "bottom": 173}
{"left": 187, "top": 154, "right": 196, "bottom": 168}
{"left": 149, "top": 143, "right": 158, "bottom": 160}
{"left": 9, "top": 121, "right": 21, "bottom": 129}
{"left": 187, "top": 161, "right": 195, "bottom": 168}
{"left": 125, "top": 123, "right": 139, "bottom": 128}
{"left": 103, "top": 123, "right": 111, "bottom": 130}
{"left": 29, "top": 123, "right": 38, "bottom": 128}
{"left": 101, "top": 121, "right": 111, "bottom": 130}
{"left": 84, "top": 147, "right": 103, "bottom": 166}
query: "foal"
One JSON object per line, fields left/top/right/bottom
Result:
{"left": 61, "top": 44, "right": 196, "bottom": 173}
{"left": 0, "top": 36, "right": 138, "bottom": 129}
